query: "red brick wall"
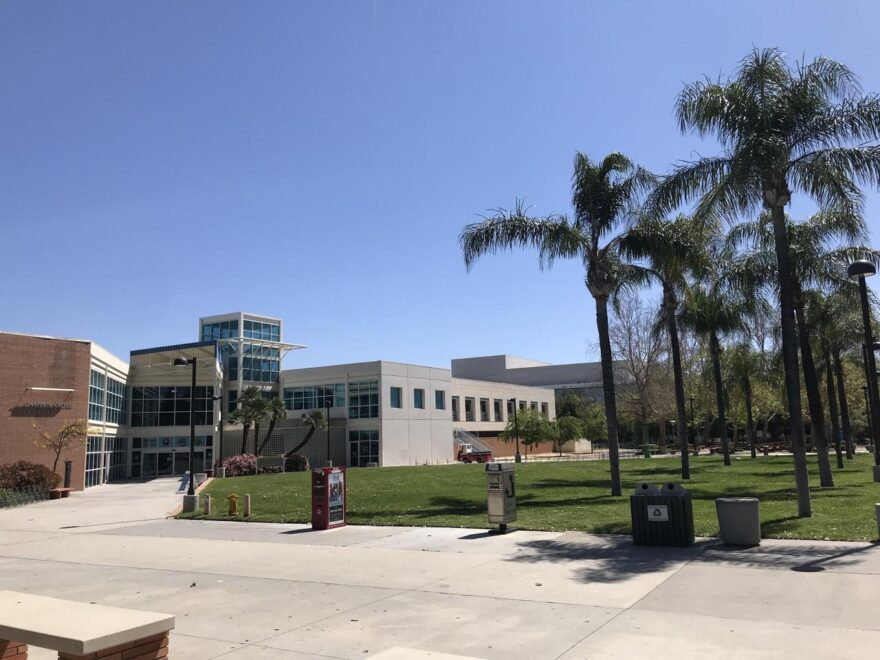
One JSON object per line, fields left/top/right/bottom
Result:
{"left": 0, "top": 334, "right": 91, "bottom": 490}
{"left": 480, "top": 436, "right": 558, "bottom": 458}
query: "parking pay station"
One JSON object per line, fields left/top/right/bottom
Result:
{"left": 486, "top": 462, "right": 516, "bottom": 533}
{"left": 312, "top": 466, "right": 347, "bottom": 530}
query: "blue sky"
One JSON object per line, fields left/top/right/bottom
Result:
{"left": 2, "top": 1, "right": 879, "bottom": 369}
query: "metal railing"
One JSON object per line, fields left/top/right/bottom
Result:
{"left": 453, "top": 428, "right": 494, "bottom": 453}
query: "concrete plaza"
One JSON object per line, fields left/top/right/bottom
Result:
{"left": 0, "top": 480, "right": 878, "bottom": 659}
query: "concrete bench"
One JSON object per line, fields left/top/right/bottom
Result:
{"left": 0, "top": 591, "right": 174, "bottom": 659}
{"left": 49, "top": 488, "right": 71, "bottom": 500}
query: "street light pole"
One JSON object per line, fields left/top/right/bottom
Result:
{"left": 326, "top": 393, "right": 332, "bottom": 467}
{"left": 848, "top": 259, "right": 880, "bottom": 468}
{"left": 213, "top": 394, "right": 223, "bottom": 475}
{"left": 863, "top": 384, "right": 871, "bottom": 447}
{"left": 173, "top": 356, "right": 198, "bottom": 511}
{"left": 509, "top": 398, "right": 521, "bottom": 463}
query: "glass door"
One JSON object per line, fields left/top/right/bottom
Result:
{"left": 173, "top": 452, "right": 189, "bottom": 475}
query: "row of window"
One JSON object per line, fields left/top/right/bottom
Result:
{"left": 283, "top": 384, "right": 346, "bottom": 411}
{"left": 451, "top": 397, "right": 549, "bottom": 423}
{"left": 243, "top": 320, "right": 280, "bottom": 341}
{"left": 85, "top": 436, "right": 127, "bottom": 487}
{"left": 201, "top": 320, "right": 239, "bottom": 341}
{"left": 349, "top": 429, "right": 379, "bottom": 467}
{"left": 389, "top": 386, "right": 446, "bottom": 411}
{"left": 129, "top": 386, "right": 216, "bottom": 427}
{"left": 88, "top": 369, "right": 127, "bottom": 425}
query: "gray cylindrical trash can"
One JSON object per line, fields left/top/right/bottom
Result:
{"left": 715, "top": 497, "right": 761, "bottom": 546}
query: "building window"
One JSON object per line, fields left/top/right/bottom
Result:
{"left": 494, "top": 399, "right": 504, "bottom": 422}
{"left": 201, "top": 320, "right": 239, "bottom": 341}
{"left": 519, "top": 401, "right": 526, "bottom": 411}
{"left": 129, "top": 386, "right": 215, "bottom": 427}
{"left": 530, "top": 401, "right": 538, "bottom": 411}
{"left": 507, "top": 399, "right": 515, "bottom": 417}
{"left": 243, "top": 320, "right": 280, "bottom": 341}
{"left": 349, "top": 380, "right": 379, "bottom": 419}
{"left": 88, "top": 370, "right": 105, "bottom": 422}
{"left": 413, "top": 388, "right": 425, "bottom": 409}
{"left": 240, "top": 343, "right": 280, "bottom": 383}
{"left": 227, "top": 356, "right": 238, "bottom": 381}
{"left": 465, "top": 397, "right": 475, "bottom": 422}
{"left": 451, "top": 396, "right": 460, "bottom": 422}
{"left": 541, "top": 402, "right": 549, "bottom": 417}
{"left": 105, "top": 378, "right": 126, "bottom": 425}
{"left": 284, "top": 384, "right": 345, "bottom": 411}
{"left": 349, "top": 429, "right": 379, "bottom": 467}
{"left": 227, "top": 389, "right": 237, "bottom": 414}
{"left": 479, "top": 398, "right": 489, "bottom": 422}
{"left": 435, "top": 390, "right": 446, "bottom": 410}
{"left": 390, "top": 386, "right": 402, "bottom": 408}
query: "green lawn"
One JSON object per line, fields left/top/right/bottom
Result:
{"left": 181, "top": 455, "right": 880, "bottom": 541}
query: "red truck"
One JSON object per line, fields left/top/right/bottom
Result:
{"left": 457, "top": 443, "right": 493, "bottom": 463}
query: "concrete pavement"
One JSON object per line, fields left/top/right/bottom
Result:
{"left": 0, "top": 479, "right": 879, "bottom": 658}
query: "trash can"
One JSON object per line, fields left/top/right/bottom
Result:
{"left": 486, "top": 462, "right": 516, "bottom": 533}
{"left": 642, "top": 444, "right": 652, "bottom": 458}
{"left": 715, "top": 497, "right": 761, "bottom": 546}
{"left": 630, "top": 482, "right": 695, "bottom": 547}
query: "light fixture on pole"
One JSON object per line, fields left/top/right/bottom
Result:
{"left": 325, "top": 392, "right": 332, "bottom": 467}
{"left": 509, "top": 398, "right": 521, "bottom": 463}
{"left": 689, "top": 396, "right": 696, "bottom": 452}
{"left": 848, "top": 259, "right": 880, "bottom": 475}
{"left": 173, "top": 356, "right": 199, "bottom": 511}
{"left": 212, "top": 393, "right": 224, "bottom": 477}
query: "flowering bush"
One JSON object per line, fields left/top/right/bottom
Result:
{"left": 222, "top": 454, "right": 257, "bottom": 477}
{"left": 284, "top": 453, "right": 310, "bottom": 472}
{"left": 258, "top": 465, "right": 284, "bottom": 474}
{"left": 0, "top": 461, "right": 61, "bottom": 491}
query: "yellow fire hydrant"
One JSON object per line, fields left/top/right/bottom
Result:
{"left": 227, "top": 493, "right": 238, "bottom": 516}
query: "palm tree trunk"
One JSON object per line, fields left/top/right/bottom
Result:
{"left": 257, "top": 419, "right": 277, "bottom": 456}
{"left": 770, "top": 204, "right": 811, "bottom": 517}
{"left": 595, "top": 295, "right": 622, "bottom": 496}
{"left": 709, "top": 331, "right": 730, "bottom": 466}
{"left": 793, "top": 293, "right": 833, "bottom": 486}
{"left": 663, "top": 284, "right": 690, "bottom": 479}
{"left": 745, "top": 379, "right": 756, "bottom": 459}
{"left": 239, "top": 424, "right": 250, "bottom": 455}
{"left": 823, "top": 342, "right": 844, "bottom": 469}
{"left": 832, "top": 348, "right": 854, "bottom": 459}
{"left": 286, "top": 427, "right": 317, "bottom": 457}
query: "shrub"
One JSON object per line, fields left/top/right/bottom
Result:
{"left": 284, "top": 453, "right": 310, "bottom": 472}
{"left": 258, "top": 465, "right": 284, "bottom": 475}
{"left": 222, "top": 454, "right": 257, "bottom": 477}
{"left": 0, "top": 461, "right": 61, "bottom": 491}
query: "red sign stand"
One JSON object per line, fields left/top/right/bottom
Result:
{"left": 311, "top": 466, "right": 347, "bottom": 530}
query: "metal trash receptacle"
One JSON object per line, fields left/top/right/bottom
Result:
{"left": 630, "top": 482, "right": 695, "bottom": 547}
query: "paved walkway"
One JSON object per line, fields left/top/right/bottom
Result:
{"left": 0, "top": 480, "right": 878, "bottom": 658}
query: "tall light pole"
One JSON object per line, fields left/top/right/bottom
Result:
{"left": 509, "top": 398, "right": 521, "bottom": 463}
{"left": 325, "top": 391, "right": 332, "bottom": 467}
{"left": 848, "top": 259, "right": 880, "bottom": 470}
{"left": 213, "top": 393, "right": 223, "bottom": 476}
{"left": 173, "top": 356, "right": 198, "bottom": 511}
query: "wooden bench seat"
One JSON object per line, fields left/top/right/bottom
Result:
{"left": 0, "top": 591, "right": 174, "bottom": 659}
{"left": 49, "top": 489, "right": 71, "bottom": 500}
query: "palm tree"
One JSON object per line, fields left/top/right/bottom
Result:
{"left": 678, "top": 240, "right": 751, "bottom": 466}
{"left": 229, "top": 386, "right": 270, "bottom": 455}
{"left": 284, "top": 410, "right": 327, "bottom": 457}
{"left": 725, "top": 344, "right": 765, "bottom": 459}
{"left": 620, "top": 214, "right": 715, "bottom": 478}
{"left": 256, "top": 397, "right": 288, "bottom": 456}
{"left": 460, "top": 152, "right": 653, "bottom": 496}
{"left": 650, "top": 49, "right": 880, "bottom": 517}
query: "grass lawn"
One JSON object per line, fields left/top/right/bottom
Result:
{"left": 181, "top": 454, "right": 880, "bottom": 541}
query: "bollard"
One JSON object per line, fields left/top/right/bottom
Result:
{"left": 228, "top": 493, "right": 238, "bottom": 516}
{"left": 202, "top": 494, "right": 212, "bottom": 516}
{"left": 243, "top": 494, "right": 252, "bottom": 517}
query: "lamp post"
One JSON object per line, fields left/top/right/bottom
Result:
{"left": 325, "top": 392, "right": 332, "bottom": 467}
{"left": 689, "top": 396, "right": 696, "bottom": 453}
{"left": 173, "top": 356, "right": 198, "bottom": 512}
{"left": 863, "top": 384, "right": 871, "bottom": 446}
{"left": 848, "top": 259, "right": 880, "bottom": 471}
{"left": 212, "top": 394, "right": 224, "bottom": 476}
{"left": 509, "top": 398, "right": 521, "bottom": 463}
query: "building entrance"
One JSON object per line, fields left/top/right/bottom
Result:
{"left": 131, "top": 436, "right": 213, "bottom": 478}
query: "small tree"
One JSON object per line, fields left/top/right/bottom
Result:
{"left": 553, "top": 416, "right": 584, "bottom": 455}
{"left": 500, "top": 408, "right": 552, "bottom": 455}
{"left": 35, "top": 419, "right": 89, "bottom": 475}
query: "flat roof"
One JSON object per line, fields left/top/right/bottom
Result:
{"left": 130, "top": 340, "right": 217, "bottom": 356}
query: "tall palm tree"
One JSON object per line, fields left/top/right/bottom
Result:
{"left": 256, "top": 397, "right": 288, "bottom": 456}
{"left": 285, "top": 410, "right": 328, "bottom": 457}
{"left": 460, "top": 152, "right": 653, "bottom": 495}
{"left": 229, "top": 386, "right": 270, "bottom": 455}
{"left": 620, "top": 214, "right": 714, "bottom": 478}
{"left": 679, "top": 240, "right": 751, "bottom": 466}
{"left": 725, "top": 344, "right": 764, "bottom": 459}
{"left": 650, "top": 49, "right": 880, "bottom": 517}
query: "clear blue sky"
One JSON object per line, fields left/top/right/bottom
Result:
{"left": 2, "top": 1, "right": 879, "bottom": 369}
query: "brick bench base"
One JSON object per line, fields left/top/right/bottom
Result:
{"left": 58, "top": 632, "right": 169, "bottom": 659}
{"left": 1, "top": 639, "right": 28, "bottom": 659}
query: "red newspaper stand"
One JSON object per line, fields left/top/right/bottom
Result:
{"left": 312, "top": 466, "right": 347, "bottom": 530}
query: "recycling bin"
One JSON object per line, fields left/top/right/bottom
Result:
{"left": 486, "top": 463, "right": 516, "bottom": 532}
{"left": 312, "top": 466, "right": 347, "bottom": 530}
{"left": 630, "top": 482, "right": 695, "bottom": 546}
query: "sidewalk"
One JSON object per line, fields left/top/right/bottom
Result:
{"left": 0, "top": 484, "right": 878, "bottom": 658}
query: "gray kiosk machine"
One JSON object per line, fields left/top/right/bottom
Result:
{"left": 486, "top": 462, "right": 517, "bottom": 533}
